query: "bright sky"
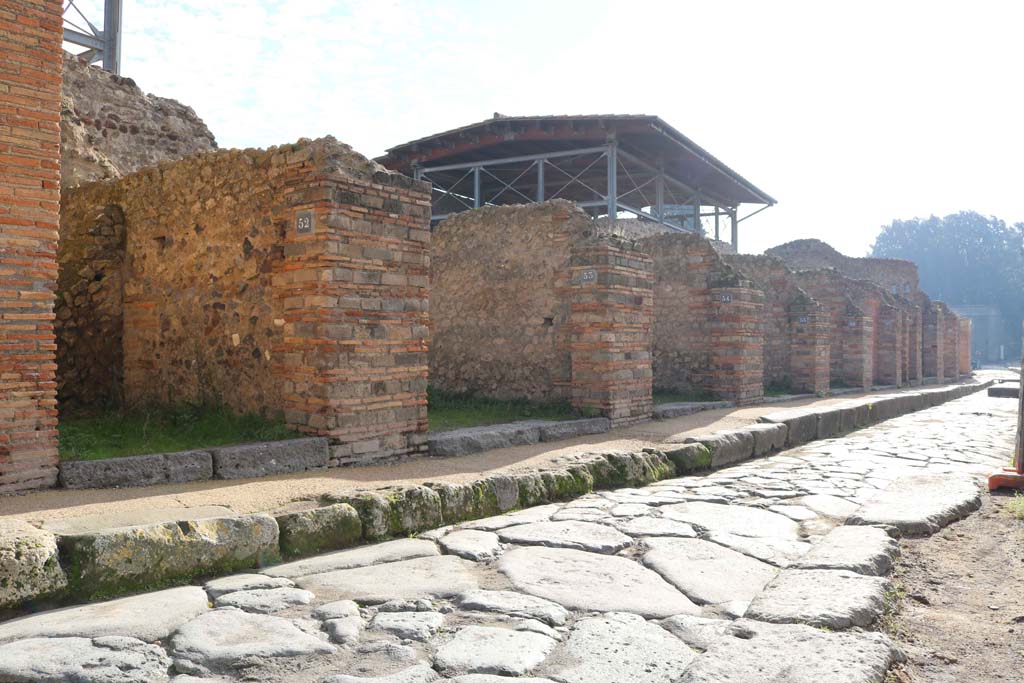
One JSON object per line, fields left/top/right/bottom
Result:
{"left": 67, "top": 0, "right": 1024, "bottom": 255}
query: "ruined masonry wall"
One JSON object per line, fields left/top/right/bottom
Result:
{"left": 60, "top": 53, "right": 216, "bottom": 188}
{"left": 59, "top": 137, "right": 432, "bottom": 464}
{"left": 0, "top": 0, "right": 63, "bottom": 494}
{"left": 766, "top": 238, "right": 920, "bottom": 295}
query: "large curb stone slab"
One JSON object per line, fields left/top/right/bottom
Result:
{"left": 212, "top": 437, "right": 328, "bottom": 479}
{"left": 434, "top": 626, "right": 556, "bottom": 676}
{"left": 988, "top": 383, "right": 1020, "bottom": 398}
{"left": 678, "top": 430, "right": 754, "bottom": 468}
{"left": 846, "top": 474, "right": 982, "bottom": 535}
{"left": 643, "top": 537, "right": 778, "bottom": 606}
{"left": 263, "top": 538, "right": 439, "bottom": 579}
{"left": 747, "top": 422, "right": 788, "bottom": 456}
{"left": 814, "top": 408, "right": 842, "bottom": 439}
{"left": 275, "top": 503, "right": 362, "bottom": 558}
{"left": 0, "top": 519, "right": 67, "bottom": 609}
{"left": 0, "top": 636, "right": 172, "bottom": 683}
{"left": 498, "top": 546, "right": 699, "bottom": 618}
{"left": 661, "top": 443, "right": 712, "bottom": 474}
{"left": 58, "top": 514, "right": 279, "bottom": 597}
{"left": 678, "top": 619, "right": 900, "bottom": 683}
{"left": 540, "top": 612, "right": 695, "bottom": 683}
{"left": 296, "top": 555, "right": 479, "bottom": 603}
{"left": 59, "top": 449, "right": 213, "bottom": 489}
{"left": 757, "top": 410, "right": 818, "bottom": 447}
{"left": 428, "top": 422, "right": 544, "bottom": 457}
{"left": 538, "top": 417, "right": 611, "bottom": 442}
{"left": 0, "top": 585, "right": 208, "bottom": 643}
{"left": 745, "top": 568, "right": 889, "bottom": 629}
{"left": 793, "top": 526, "right": 899, "bottom": 575}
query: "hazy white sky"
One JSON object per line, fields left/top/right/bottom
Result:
{"left": 68, "top": 0, "right": 1024, "bottom": 255}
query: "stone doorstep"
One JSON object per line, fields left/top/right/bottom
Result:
{"left": 55, "top": 437, "right": 330, "bottom": 491}
{"left": 427, "top": 418, "right": 611, "bottom": 458}
{"left": 988, "top": 384, "right": 1020, "bottom": 398}
{"left": 652, "top": 401, "right": 733, "bottom": 420}
{"left": 1, "top": 379, "right": 989, "bottom": 613}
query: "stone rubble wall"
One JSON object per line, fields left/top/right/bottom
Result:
{"left": 0, "top": 0, "right": 63, "bottom": 495}
{"left": 766, "top": 238, "right": 920, "bottom": 296}
{"left": 60, "top": 53, "right": 216, "bottom": 188}
{"left": 430, "top": 201, "right": 653, "bottom": 424}
{"left": 56, "top": 137, "right": 431, "bottom": 470}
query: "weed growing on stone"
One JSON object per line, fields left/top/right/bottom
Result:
{"left": 58, "top": 404, "right": 299, "bottom": 461}
{"left": 1006, "top": 493, "right": 1024, "bottom": 520}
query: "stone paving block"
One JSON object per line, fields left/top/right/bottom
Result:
{"left": 659, "top": 614, "right": 731, "bottom": 652}
{"left": 643, "top": 537, "right": 778, "bottom": 606}
{"left": 213, "top": 586, "right": 314, "bottom": 613}
{"left": 497, "top": 520, "right": 632, "bottom": 554}
{"left": 296, "top": 555, "right": 479, "bottom": 603}
{"left": 846, "top": 474, "right": 981, "bottom": 535}
{"left": 428, "top": 422, "right": 544, "bottom": 457}
{"left": 661, "top": 501, "right": 800, "bottom": 539}
{"left": 455, "top": 590, "right": 569, "bottom": 626}
{"left": 439, "top": 529, "right": 503, "bottom": 561}
{"left": 275, "top": 502, "right": 362, "bottom": 558}
{"left": 204, "top": 574, "right": 293, "bottom": 599}
{"left": 498, "top": 546, "right": 700, "bottom": 618}
{"left": 57, "top": 513, "right": 279, "bottom": 597}
{"left": 679, "top": 430, "right": 754, "bottom": 468}
{"left": 371, "top": 611, "right": 444, "bottom": 641}
{"left": 540, "top": 611, "right": 695, "bottom": 683}
{"left": 678, "top": 619, "right": 900, "bottom": 683}
{"left": 59, "top": 450, "right": 213, "bottom": 489}
{"left": 0, "top": 636, "right": 172, "bottom": 683}
{"left": 792, "top": 526, "right": 899, "bottom": 575}
{"left": 212, "top": 437, "right": 329, "bottom": 479}
{"left": 434, "top": 626, "right": 556, "bottom": 676}
{"left": 538, "top": 417, "right": 611, "bottom": 441}
{"left": 0, "top": 585, "right": 208, "bottom": 643}
{"left": 264, "top": 538, "right": 439, "bottom": 579}
{"left": 325, "top": 665, "right": 441, "bottom": 683}
{"left": 0, "top": 519, "right": 67, "bottom": 609}
{"left": 745, "top": 568, "right": 890, "bottom": 629}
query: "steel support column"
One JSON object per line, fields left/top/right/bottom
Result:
{"left": 655, "top": 168, "right": 664, "bottom": 220}
{"left": 729, "top": 208, "right": 739, "bottom": 251}
{"left": 536, "top": 160, "right": 545, "bottom": 202}
{"left": 472, "top": 166, "right": 481, "bottom": 209}
{"left": 606, "top": 141, "right": 617, "bottom": 218}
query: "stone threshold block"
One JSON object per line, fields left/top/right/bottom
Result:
{"left": 58, "top": 449, "right": 213, "bottom": 489}
{"left": 212, "top": 437, "right": 329, "bottom": 479}
{"left": 428, "top": 419, "right": 611, "bottom": 458}
{"left": 652, "top": 401, "right": 732, "bottom": 420}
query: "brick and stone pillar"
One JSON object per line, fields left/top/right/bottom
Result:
{"left": 567, "top": 237, "right": 653, "bottom": 426}
{"left": 922, "top": 302, "right": 944, "bottom": 381}
{"left": 788, "top": 297, "right": 829, "bottom": 394}
{"left": 840, "top": 306, "right": 873, "bottom": 390}
{"left": 875, "top": 305, "right": 902, "bottom": 386}
{"left": 0, "top": 0, "right": 62, "bottom": 493}
{"left": 708, "top": 281, "right": 764, "bottom": 404}
{"left": 906, "top": 305, "right": 923, "bottom": 384}
{"left": 942, "top": 313, "right": 960, "bottom": 382}
{"left": 959, "top": 318, "right": 972, "bottom": 374}
{"left": 274, "top": 169, "right": 432, "bottom": 465}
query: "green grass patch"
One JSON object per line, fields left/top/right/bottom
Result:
{"left": 59, "top": 404, "right": 299, "bottom": 461}
{"left": 763, "top": 381, "right": 798, "bottom": 397}
{"left": 1007, "top": 493, "right": 1024, "bottom": 520}
{"left": 428, "top": 388, "right": 583, "bottom": 433}
{"left": 652, "top": 387, "right": 718, "bottom": 405}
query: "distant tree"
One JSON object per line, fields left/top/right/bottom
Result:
{"left": 870, "top": 211, "right": 1024, "bottom": 358}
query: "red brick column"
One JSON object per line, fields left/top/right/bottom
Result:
{"left": 905, "top": 306, "right": 922, "bottom": 384}
{"left": 0, "top": 0, "right": 62, "bottom": 493}
{"left": 274, "top": 170, "right": 432, "bottom": 465}
{"left": 942, "top": 312, "right": 960, "bottom": 382}
{"left": 708, "top": 283, "right": 764, "bottom": 404}
{"left": 875, "top": 304, "right": 903, "bottom": 386}
{"left": 840, "top": 306, "right": 873, "bottom": 390}
{"left": 959, "top": 318, "right": 972, "bottom": 374}
{"left": 788, "top": 298, "right": 830, "bottom": 394}
{"left": 567, "top": 237, "right": 653, "bottom": 426}
{"left": 922, "top": 302, "right": 944, "bottom": 381}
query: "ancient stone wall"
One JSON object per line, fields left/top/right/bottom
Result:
{"left": 644, "top": 233, "right": 764, "bottom": 403}
{"left": 431, "top": 201, "right": 653, "bottom": 424}
{"left": 766, "top": 238, "right": 919, "bottom": 295}
{"left": 60, "top": 53, "right": 216, "bottom": 188}
{"left": 0, "top": 0, "right": 63, "bottom": 494}
{"left": 59, "top": 137, "right": 431, "bottom": 464}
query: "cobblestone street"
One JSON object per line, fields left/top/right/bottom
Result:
{"left": 0, "top": 390, "right": 1015, "bottom": 683}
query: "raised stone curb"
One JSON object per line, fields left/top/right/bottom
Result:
{"left": 989, "top": 383, "right": 1020, "bottom": 398}
{"left": 59, "top": 449, "right": 213, "bottom": 490}
{"left": 275, "top": 503, "right": 362, "bottom": 558}
{"left": 653, "top": 401, "right": 732, "bottom": 420}
{"left": 0, "top": 520, "right": 67, "bottom": 609}
{"left": 212, "top": 437, "right": 329, "bottom": 479}
{"left": 538, "top": 417, "right": 610, "bottom": 442}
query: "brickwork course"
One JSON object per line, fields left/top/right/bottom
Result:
{"left": 430, "top": 200, "right": 653, "bottom": 425}
{"left": 56, "top": 137, "right": 433, "bottom": 469}
{"left": 0, "top": 0, "right": 63, "bottom": 494}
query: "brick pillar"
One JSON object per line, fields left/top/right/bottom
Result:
{"left": 959, "top": 318, "right": 972, "bottom": 374}
{"left": 875, "top": 305, "right": 902, "bottom": 386}
{"left": 840, "top": 308, "right": 873, "bottom": 390}
{"left": 922, "top": 302, "right": 944, "bottom": 380}
{"left": 943, "top": 313, "right": 959, "bottom": 382}
{"left": 274, "top": 172, "right": 432, "bottom": 465}
{"left": 0, "top": 0, "right": 62, "bottom": 494}
{"left": 906, "top": 306, "right": 922, "bottom": 384}
{"left": 708, "top": 282, "right": 764, "bottom": 404}
{"left": 788, "top": 298, "right": 829, "bottom": 394}
{"left": 567, "top": 237, "right": 653, "bottom": 426}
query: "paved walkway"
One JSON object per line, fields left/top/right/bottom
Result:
{"left": 1, "top": 380, "right": 993, "bottom": 526}
{"left": 0, "top": 389, "right": 1016, "bottom": 682}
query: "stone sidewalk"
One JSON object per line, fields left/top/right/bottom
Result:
{"left": 0, "top": 389, "right": 1015, "bottom": 682}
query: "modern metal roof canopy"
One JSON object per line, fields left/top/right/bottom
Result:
{"left": 377, "top": 114, "right": 775, "bottom": 250}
